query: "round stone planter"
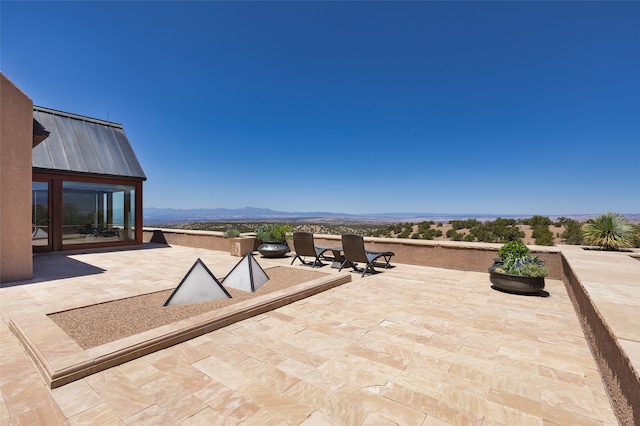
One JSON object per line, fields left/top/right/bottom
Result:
{"left": 257, "top": 241, "right": 290, "bottom": 258}
{"left": 489, "top": 271, "right": 545, "bottom": 295}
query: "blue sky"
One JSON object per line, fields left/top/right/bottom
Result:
{"left": 3, "top": 1, "right": 639, "bottom": 215}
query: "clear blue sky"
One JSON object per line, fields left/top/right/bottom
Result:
{"left": 3, "top": 1, "right": 639, "bottom": 215}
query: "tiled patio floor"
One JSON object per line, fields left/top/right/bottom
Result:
{"left": 0, "top": 244, "right": 623, "bottom": 424}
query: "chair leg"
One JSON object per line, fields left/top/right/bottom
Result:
{"left": 362, "top": 263, "right": 377, "bottom": 277}
{"left": 338, "top": 259, "right": 348, "bottom": 272}
{"left": 292, "top": 255, "right": 312, "bottom": 266}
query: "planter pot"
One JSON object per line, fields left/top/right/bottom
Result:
{"left": 258, "top": 241, "right": 290, "bottom": 258}
{"left": 489, "top": 270, "right": 545, "bottom": 295}
{"left": 229, "top": 237, "right": 255, "bottom": 257}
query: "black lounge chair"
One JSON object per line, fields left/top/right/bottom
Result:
{"left": 290, "top": 231, "right": 333, "bottom": 267}
{"left": 339, "top": 234, "right": 395, "bottom": 277}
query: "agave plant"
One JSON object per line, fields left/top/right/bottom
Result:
{"left": 582, "top": 212, "right": 633, "bottom": 250}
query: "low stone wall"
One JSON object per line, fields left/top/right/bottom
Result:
{"left": 143, "top": 228, "right": 562, "bottom": 279}
{"left": 561, "top": 256, "right": 639, "bottom": 426}
{"left": 145, "top": 228, "right": 229, "bottom": 252}
{"left": 313, "top": 235, "right": 562, "bottom": 278}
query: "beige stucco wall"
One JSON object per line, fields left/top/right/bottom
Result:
{"left": 1, "top": 73, "right": 33, "bottom": 282}
{"left": 143, "top": 228, "right": 562, "bottom": 279}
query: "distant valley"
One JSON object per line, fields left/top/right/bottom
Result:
{"left": 143, "top": 207, "right": 638, "bottom": 225}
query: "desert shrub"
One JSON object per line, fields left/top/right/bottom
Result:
{"left": 398, "top": 228, "right": 412, "bottom": 239}
{"left": 532, "top": 227, "right": 554, "bottom": 246}
{"left": 420, "top": 231, "right": 434, "bottom": 240}
{"left": 469, "top": 226, "right": 495, "bottom": 243}
{"left": 450, "top": 219, "right": 481, "bottom": 230}
{"left": 631, "top": 224, "right": 640, "bottom": 248}
{"left": 468, "top": 218, "right": 524, "bottom": 243}
{"left": 446, "top": 229, "right": 463, "bottom": 241}
{"left": 561, "top": 219, "right": 584, "bottom": 245}
{"left": 583, "top": 212, "right": 633, "bottom": 250}
{"left": 523, "top": 215, "right": 552, "bottom": 228}
{"left": 450, "top": 220, "right": 465, "bottom": 230}
{"left": 223, "top": 228, "right": 241, "bottom": 238}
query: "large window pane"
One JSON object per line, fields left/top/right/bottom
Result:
{"left": 32, "top": 181, "right": 49, "bottom": 247}
{"left": 62, "top": 181, "right": 135, "bottom": 245}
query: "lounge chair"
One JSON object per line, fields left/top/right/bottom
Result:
{"left": 290, "top": 231, "right": 333, "bottom": 267}
{"left": 339, "top": 234, "right": 395, "bottom": 277}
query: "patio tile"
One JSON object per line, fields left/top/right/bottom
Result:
{"left": 193, "top": 356, "right": 254, "bottom": 390}
{"left": 115, "top": 358, "right": 164, "bottom": 387}
{"left": 1, "top": 243, "right": 632, "bottom": 425}
{"left": 236, "top": 407, "right": 288, "bottom": 426}
{"left": 51, "top": 378, "right": 104, "bottom": 419}
{"left": 382, "top": 382, "right": 480, "bottom": 425}
{"left": 237, "top": 380, "right": 313, "bottom": 424}
{"left": 178, "top": 407, "right": 228, "bottom": 425}
{"left": 68, "top": 402, "right": 124, "bottom": 425}
{"left": 276, "top": 358, "right": 344, "bottom": 392}
{"left": 289, "top": 380, "right": 370, "bottom": 424}
{"left": 9, "top": 399, "right": 68, "bottom": 426}
{"left": 187, "top": 338, "right": 249, "bottom": 366}
{"left": 88, "top": 373, "right": 154, "bottom": 419}
{"left": 124, "top": 404, "right": 173, "bottom": 425}
{"left": 339, "top": 384, "right": 427, "bottom": 425}
{"left": 208, "top": 391, "right": 261, "bottom": 423}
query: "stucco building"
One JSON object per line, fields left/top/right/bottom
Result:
{"left": 0, "top": 73, "right": 146, "bottom": 282}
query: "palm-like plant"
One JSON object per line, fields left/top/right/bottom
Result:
{"left": 582, "top": 212, "right": 633, "bottom": 250}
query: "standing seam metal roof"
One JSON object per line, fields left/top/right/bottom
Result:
{"left": 32, "top": 106, "right": 146, "bottom": 180}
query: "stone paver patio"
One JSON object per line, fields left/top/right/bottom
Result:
{"left": 0, "top": 243, "right": 632, "bottom": 425}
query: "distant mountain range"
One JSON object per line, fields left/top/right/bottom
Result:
{"left": 143, "top": 207, "right": 639, "bottom": 224}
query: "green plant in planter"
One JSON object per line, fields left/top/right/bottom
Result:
{"left": 497, "top": 240, "right": 530, "bottom": 259}
{"left": 224, "top": 228, "right": 241, "bottom": 238}
{"left": 583, "top": 212, "right": 633, "bottom": 250}
{"left": 493, "top": 241, "right": 548, "bottom": 278}
{"left": 255, "top": 223, "right": 292, "bottom": 243}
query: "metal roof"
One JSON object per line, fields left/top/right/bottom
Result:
{"left": 32, "top": 106, "right": 146, "bottom": 180}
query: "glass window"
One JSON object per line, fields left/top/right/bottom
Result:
{"left": 32, "top": 181, "right": 49, "bottom": 247}
{"left": 62, "top": 181, "right": 135, "bottom": 245}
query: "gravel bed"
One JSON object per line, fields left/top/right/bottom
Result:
{"left": 49, "top": 267, "right": 328, "bottom": 349}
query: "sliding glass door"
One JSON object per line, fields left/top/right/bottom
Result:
{"left": 61, "top": 181, "right": 136, "bottom": 246}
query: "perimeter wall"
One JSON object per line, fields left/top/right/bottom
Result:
{"left": 142, "top": 228, "right": 562, "bottom": 279}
